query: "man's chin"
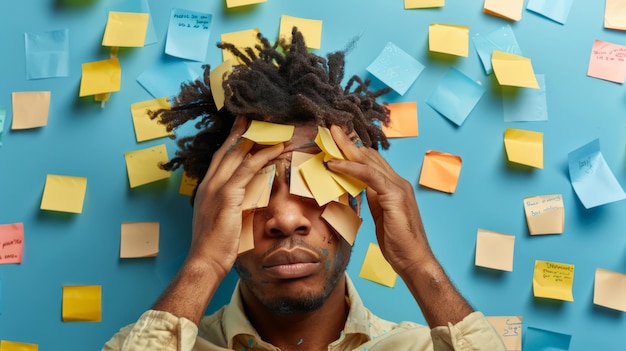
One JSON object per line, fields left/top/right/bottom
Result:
{"left": 264, "top": 293, "right": 327, "bottom": 314}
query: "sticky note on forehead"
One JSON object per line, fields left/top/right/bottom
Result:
{"left": 242, "top": 120, "right": 294, "bottom": 145}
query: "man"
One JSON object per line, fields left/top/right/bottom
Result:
{"left": 103, "top": 28, "right": 505, "bottom": 350}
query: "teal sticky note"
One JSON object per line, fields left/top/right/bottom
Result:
{"left": 0, "top": 108, "right": 5, "bottom": 147}
{"left": 527, "top": 0, "right": 574, "bottom": 25}
{"left": 24, "top": 29, "right": 70, "bottom": 80}
{"left": 366, "top": 42, "right": 424, "bottom": 96}
{"left": 503, "top": 74, "right": 548, "bottom": 122}
{"left": 426, "top": 67, "right": 486, "bottom": 126}
{"left": 524, "top": 327, "right": 571, "bottom": 350}
{"left": 136, "top": 57, "right": 205, "bottom": 99}
{"left": 165, "top": 8, "right": 212, "bottom": 62}
{"left": 473, "top": 25, "right": 522, "bottom": 75}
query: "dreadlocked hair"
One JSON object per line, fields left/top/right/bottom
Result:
{"left": 150, "top": 27, "right": 391, "bottom": 202}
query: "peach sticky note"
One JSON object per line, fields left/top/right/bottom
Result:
{"left": 0, "top": 340, "right": 39, "bottom": 351}
{"left": 383, "top": 102, "right": 418, "bottom": 138}
{"left": 523, "top": 194, "right": 564, "bottom": 235}
{"left": 79, "top": 58, "right": 121, "bottom": 97}
{"left": 242, "top": 120, "right": 295, "bottom": 145}
{"left": 594, "top": 268, "right": 626, "bottom": 312}
{"left": 120, "top": 222, "right": 159, "bottom": 258}
{"left": 605, "top": 0, "right": 626, "bottom": 30}
{"left": 359, "top": 243, "right": 397, "bottom": 287}
{"left": 40, "top": 174, "right": 88, "bottom": 214}
{"left": 587, "top": 39, "right": 626, "bottom": 84}
{"left": 11, "top": 91, "right": 51, "bottom": 130}
{"left": 221, "top": 28, "right": 261, "bottom": 63}
{"left": 492, "top": 51, "right": 539, "bottom": 89}
{"left": 239, "top": 211, "right": 255, "bottom": 254}
{"left": 124, "top": 144, "right": 171, "bottom": 188}
{"left": 102, "top": 11, "right": 149, "bottom": 47}
{"left": 405, "top": 0, "right": 445, "bottom": 9}
{"left": 130, "top": 97, "right": 171, "bottom": 142}
{"left": 321, "top": 202, "right": 362, "bottom": 246}
{"left": 419, "top": 150, "right": 462, "bottom": 193}
{"left": 242, "top": 164, "right": 276, "bottom": 211}
{"left": 504, "top": 128, "right": 544, "bottom": 168}
{"left": 279, "top": 15, "right": 323, "bottom": 49}
{"left": 315, "top": 127, "right": 366, "bottom": 196}
{"left": 62, "top": 285, "right": 102, "bottom": 322}
{"left": 483, "top": 0, "right": 524, "bottom": 21}
{"left": 429, "top": 23, "right": 469, "bottom": 57}
{"left": 299, "top": 152, "right": 346, "bottom": 206}
{"left": 179, "top": 172, "right": 198, "bottom": 197}
{"left": 475, "top": 229, "right": 515, "bottom": 271}
{"left": 486, "top": 316, "right": 523, "bottom": 351}
{"left": 290, "top": 151, "right": 316, "bottom": 199}
{"left": 533, "top": 260, "right": 574, "bottom": 301}
{"left": 210, "top": 60, "right": 236, "bottom": 110}
{"left": 0, "top": 223, "right": 24, "bottom": 264}
{"left": 226, "top": 0, "right": 266, "bottom": 8}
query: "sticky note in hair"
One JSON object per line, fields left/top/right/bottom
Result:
{"left": 242, "top": 120, "right": 294, "bottom": 145}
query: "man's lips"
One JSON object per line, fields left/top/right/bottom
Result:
{"left": 262, "top": 247, "right": 321, "bottom": 279}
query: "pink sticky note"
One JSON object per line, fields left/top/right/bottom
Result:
{"left": 587, "top": 39, "right": 626, "bottom": 84}
{"left": 0, "top": 223, "right": 24, "bottom": 264}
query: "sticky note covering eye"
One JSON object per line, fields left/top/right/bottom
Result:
{"left": 242, "top": 164, "right": 276, "bottom": 211}
{"left": 242, "top": 120, "right": 295, "bottom": 145}
{"left": 62, "top": 285, "right": 102, "bottom": 322}
{"left": 359, "top": 243, "right": 397, "bottom": 288}
{"left": 0, "top": 223, "right": 24, "bottom": 265}
{"left": 533, "top": 260, "right": 574, "bottom": 301}
{"left": 321, "top": 202, "right": 362, "bottom": 246}
{"left": 120, "top": 222, "right": 159, "bottom": 258}
{"left": 40, "top": 174, "right": 88, "bottom": 214}
{"left": 523, "top": 194, "right": 564, "bottom": 235}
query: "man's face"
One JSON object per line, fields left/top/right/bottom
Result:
{"left": 234, "top": 123, "right": 353, "bottom": 314}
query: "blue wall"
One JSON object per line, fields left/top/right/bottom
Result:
{"left": 1, "top": 1, "right": 625, "bottom": 350}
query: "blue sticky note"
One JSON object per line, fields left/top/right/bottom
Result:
{"left": 24, "top": 29, "right": 70, "bottom": 80}
{"left": 426, "top": 67, "right": 486, "bottom": 126}
{"left": 109, "top": 0, "right": 158, "bottom": 45}
{"left": 503, "top": 74, "right": 548, "bottom": 122}
{"left": 0, "top": 108, "right": 5, "bottom": 147}
{"left": 568, "top": 138, "right": 626, "bottom": 209}
{"left": 366, "top": 42, "right": 424, "bottom": 96}
{"left": 137, "top": 56, "right": 205, "bottom": 99}
{"left": 473, "top": 25, "right": 522, "bottom": 75}
{"left": 527, "top": 0, "right": 574, "bottom": 25}
{"left": 524, "top": 327, "right": 571, "bottom": 350}
{"left": 165, "top": 8, "right": 212, "bottom": 62}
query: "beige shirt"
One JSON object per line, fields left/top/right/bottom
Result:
{"left": 103, "top": 275, "right": 505, "bottom": 351}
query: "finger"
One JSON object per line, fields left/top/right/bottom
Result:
{"left": 227, "top": 143, "right": 285, "bottom": 190}
{"left": 205, "top": 115, "right": 250, "bottom": 181}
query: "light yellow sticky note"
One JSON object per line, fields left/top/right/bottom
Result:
{"left": 239, "top": 210, "right": 255, "bottom": 254}
{"left": 242, "top": 164, "right": 276, "bottom": 211}
{"left": 226, "top": 0, "right": 266, "bottom": 8}
{"left": 120, "top": 222, "right": 159, "bottom": 258}
{"left": 102, "top": 11, "right": 149, "bottom": 47}
{"left": 429, "top": 23, "right": 469, "bottom": 57}
{"left": 0, "top": 340, "right": 39, "bottom": 351}
{"left": 124, "top": 144, "right": 171, "bottom": 188}
{"left": 605, "top": 0, "right": 626, "bottom": 30}
{"left": 533, "top": 260, "right": 574, "bottom": 301}
{"left": 383, "top": 102, "right": 418, "bottom": 138}
{"left": 359, "top": 243, "right": 397, "bottom": 288}
{"left": 62, "top": 285, "right": 102, "bottom": 322}
{"left": 504, "top": 128, "right": 543, "bottom": 168}
{"left": 179, "top": 172, "right": 198, "bottom": 196}
{"left": 299, "top": 152, "right": 346, "bottom": 206}
{"left": 290, "top": 152, "right": 316, "bottom": 199}
{"left": 79, "top": 58, "right": 122, "bottom": 97}
{"left": 321, "top": 202, "right": 362, "bottom": 246}
{"left": 492, "top": 51, "right": 539, "bottom": 89}
{"left": 405, "top": 0, "right": 445, "bottom": 9}
{"left": 315, "top": 126, "right": 345, "bottom": 161}
{"left": 242, "top": 120, "right": 295, "bottom": 145}
{"left": 279, "top": 15, "right": 323, "bottom": 50}
{"left": 131, "top": 97, "right": 172, "bottom": 142}
{"left": 40, "top": 174, "right": 87, "bottom": 214}
{"left": 11, "top": 91, "right": 51, "bottom": 130}
{"left": 475, "top": 229, "right": 515, "bottom": 272}
{"left": 594, "top": 268, "right": 626, "bottom": 312}
{"left": 418, "top": 150, "right": 462, "bottom": 193}
{"left": 210, "top": 60, "right": 235, "bottom": 111}
{"left": 483, "top": 0, "right": 524, "bottom": 21}
{"left": 486, "top": 316, "right": 523, "bottom": 351}
{"left": 523, "top": 194, "right": 564, "bottom": 235}
{"left": 221, "top": 28, "right": 261, "bottom": 64}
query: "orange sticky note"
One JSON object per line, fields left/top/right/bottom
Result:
{"left": 290, "top": 152, "right": 316, "bottom": 199}
{"left": 486, "top": 316, "right": 523, "bottom": 351}
{"left": 405, "top": 0, "right": 445, "bottom": 8}
{"left": 40, "top": 174, "right": 88, "bottom": 214}
{"left": 383, "top": 102, "right": 418, "bottom": 138}
{"left": 504, "top": 128, "right": 544, "bottom": 168}
{"left": 124, "top": 144, "right": 171, "bottom": 188}
{"left": 429, "top": 23, "right": 469, "bottom": 57}
{"left": 279, "top": 15, "right": 322, "bottom": 49}
{"left": 79, "top": 58, "right": 121, "bottom": 97}
{"left": 605, "top": 0, "right": 626, "bottom": 30}
{"left": 594, "top": 268, "right": 626, "bottom": 312}
{"left": 0, "top": 340, "right": 39, "bottom": 351}
{"left": 102, "top": 11, "right": 149, "bottom": 47}
{"left": 120, "top": 222, "right": 159, "bottom": 258}
{"left": 492, "top": 51, "right": 539, "bottom": 89}
{"left": 11, "top": 91, "right": 51, "bottom": 130}
{"left": 179, "top": 172, "right": 198, "bottom": 197}
{"left": 321, "top": 202, "right": 362, "bottom": 246}
{"left": 587, "top": 40, "right": 626, "bottom": 84}
{"left": 226, "top": 0, "right": 266, "bottom": 8}
{"left": 209, "top": 60, "right": 235, "bottom": 110}
{"left": 62, "top": 285, "right": 102, "bottom": 322}
{"left": 0, "top": 223, "right": 24, "bottom": 264}
{"left": 221, "top": 28, "right": 261, "bottom": 63}
{"left": 483, "top": 0, "right": 524, "bottom": 21}
{"left": 130, "top": 97, "right": 171, "bottom": 142}
{"left": 242, "top": 164, "right": 276, "bottom": 211}
{"left": 475, "top": 229, "right": 515, "bottom": 272}
{"left": 419, "top": 150, "right": 462, "bottom": 193}
{"left": 533, "top": 260, "right": 574, "bottom": 301}
{"left": 523, "top": 194, "right": 564, "bottom": 235}
{"left": 242, "top": 120, "right": 295, "bottom": 145}
{"left": 359, "top": 243, "right": 397, "bottom": 288}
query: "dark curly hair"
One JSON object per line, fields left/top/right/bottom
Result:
{"left": 151, "top": 27, "right": 392, "bottom": 202}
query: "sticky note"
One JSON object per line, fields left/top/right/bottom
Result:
{"left": 486, "top": 316, "right": 522, "bottom": 351}
{"left": 242, "top": 120, "right": 295, "bottom": 145}
{"left": 179, "top": 172, "right": 198, "bottom": 197}
{"left": 40, "top": 174, "right": 88, "bottom": 214}
{"left": 209, "top": 60, "right": 235, "bottom": 110}
{"left": 290, "top": 152, "right": 316, "bottom": 199}
{"left": 492, "top": 51, "right": 540, "bottom": 89}
{"left": 533, "top": 260, "right": 574, "bottom": 301}
{"left": 226, "top": 0, "right": 266, "bottom": 8}
{"left": 503, "top": 128, "right": 543, "bottom": 168}
{"left": 587, "top": 40, "right": 626, "bottom": 84}
{"left": 137, "top": 60, "right": 204, "bottom": 99}
{"left": 523, "top": 194, "right": 564, "bottom": 235}
{"left": 165, "top": 8, "right": 212, "bottom": 62}
{"left": 605, "top": 0, "right": 626, "bottom": 30}
{"left": 524, "top": 327, "right": 571, "bottom": 351}
{"left": 130, "top": 97, "right": 171, "bottom": 142}
{"left": 0, "top": 223, "right": 24, "bottom": 265}
{"left": 25, "top": 29, "right": 70, "bottom": 80}
{"left": 120, "top": 222, "right": 159, "bottom": 258}
{"left": 242, "top": 164, "right": 276, "bottom": 211}
{"left": 366, "top": 42, "right": 425, "bottom": 96}
{"left": 483, "top": 0, "right": 524, "bottom": 21}
{"left": 11, "top": 91, "right": 50, "bottom": 130}
{"left": 102, "top": 11, "right": 149, "bottom": 47}
{"left": 405, "top": 0, "right": 444, "bottom": 8}
{"left": 79, "top": 58, "right": 121, "bottom": 97}
{"left": 62, "top": 285, "right": 102, "bottom": 322}
{"left": 503, "top": 75, "right": 548, "bottom": 122}
{"left": 279, "top": 15, "right": 323, "bottom": 49}
{"left": 0, "top": 340, "right": 39, "bottom": 351}
{"left": 426, "top": 67, "right": 485, "bottom": 126}
{"left": 315, "top": 126, "right": 345, "bottom": 161}
{"left": 239, "top": 211, "right": 255, "bottom": 254}
{"left": 382, "top": 102, "right": 418, "bottom": 138}
{"left": 429, "top": 23, "right": 469, "bottom": 57}
{"left": 108, "top": 0, "right": 157, "bottom": 45}
{"left": 419, "top": 150, "right": 462, "bottom": 193}
{"left": 527, "top": 0, "right": 573, "bottom": 25}
{"left": 359, "top": 243, "right": 397, "bottom": 288}
{"left": 0, "top": 108, "right": 5, "bottom": 146}
{"left": 594, "top": 268, "right": 626, "bottom": 312}
{"left": 299, "top": 152, "right": 346, "bottom": 206}
{"left": 321, "top": 202, "right": 362, "bottom": 246}
{"left": 221, "top": 28, "right": 260, "bottom": 63}
{"left": 475, "top": 229, "right": 515, "bottom": 271}
{"left": 473, "top": 25, "right": 522, "bottom": 75}
{"left": 124, "top": 144, "right": 171, "bottom": 188}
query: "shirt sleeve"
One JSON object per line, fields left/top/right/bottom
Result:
{"left": 101, "top": 310, "right": 199, "bottom": 351}
{"left": 430, "top": 312, "right": 506, "bottom": 351}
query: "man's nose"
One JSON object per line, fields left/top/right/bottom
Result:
{"left": 261, "top": 182, "right": 312, "bottom": 238}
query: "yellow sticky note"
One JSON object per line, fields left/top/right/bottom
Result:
{"left": 418, "top": 150, "right": 462, "bottom": 193}
{"left": 242, "top": 164, "right": 276, "bottom": 211}
{"left": 315, "top": 126, "right": 345, "bottom": 161}
{"left": 239, "top": 210, "right": 255, "bottom": 254}
{"left": 492, "top": 51, "right": 539, "bottom": 89}
{"left": 605, "top": 0, "right": 626, "bottom": 30}
{"left": 594, "top": 268, "right": 626, "bottom": 312}
{"left": 383, "top": 102, "right": 418, "bottom": 138}
{"left": 40, "top": 174, "right": 87, "bottom": 214}
{"left": 475, "top": 229, "right": 515, "bottom": 272}
{"left": 221, "top": 28, "right": 261, "bottom": 63}
{"left": 242, "top": 120, "right": 295, "bottom": 145}
{"left": 11, "top": 91, "right": 51, "bottom": 130}
{"left": 226, "top": 0, "right": 266, "bottom": 8}
{"left": 102, "top": 11, "right": 149, "bottom": 47}
{"left": 179, "top": 172, "right": 198, "bottom": 196}
{"left": 359, "top": 243, "right": 397, "bottom": 288}
{"left": 62, "top": 285, "right": 102, "bottom": 322}
{"left": 131, "top": 97, "right": 171, "bottom": 142}
{"left": 486, "top": 316, "right": 523, "bottom": 351}
{"left": 321, "top": 202, "right": 362, "bottom": 246}
{"left": 120, "top": 222, "right": 159, "bottom": 258}
{"left": 429, "top": 23, "right": 469, "bottom": 57}
{"left": 523, "top": 194, "right": 564, "bottom": 235}
{"left": 0, "top": 340, "right": 39, "bottom": 351}
{"left": 504, "top": 128, "right": 544, "bottom": 168}
{"left": 405, "top": 0, "right": 444, "bottom": 9}
{"left": 290, "top": 152, "right": 316, "bottom": 199}
{"left": 483, "top": 0, "right": 524, "bottom": 21}
{"left": 533, "top": 260, "right": 574, "bottom": 301}
{"left": 299, "top": 152, "right": 346, "bottom": 206}
{"left": 124, "top": 144, "right": 171, "bottom": 188}
{"left": 79, "top": 58, "right": 121, "bottom": 97}
{"left": 210, "top": 60, "right": 235, "bottom": 110}
{"left": 279, "top": 15, "right": 323, "bottom": 49}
